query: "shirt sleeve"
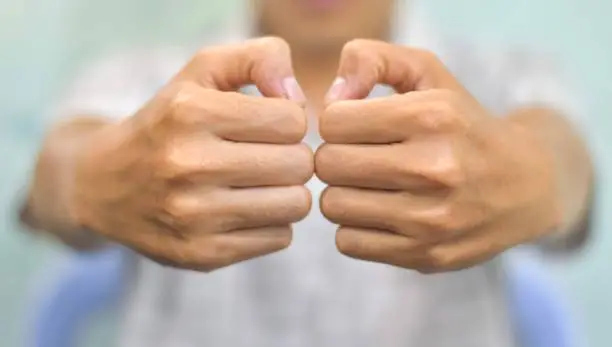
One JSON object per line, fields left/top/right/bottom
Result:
{"left": 492, "top": 49, "right": 595, "bottom": 254}
{"left": 491, "top": 49, "right": 586, "bottom": 131}
{"left": 47, "top": 49, "right": 187, "bottom": 123}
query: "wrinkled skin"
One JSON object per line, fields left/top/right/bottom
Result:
{"left": 71, "top": 38, "right": 314, "bottom": 272}
{"left": 316, "top": 40, "right": 560, "bottom": 273}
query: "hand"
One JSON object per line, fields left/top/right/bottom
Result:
{"left": 316, "top": 40, "right": 560, "bottom": 273}
{"left": 70, "top": 38, "right": 313, "bottom": 272}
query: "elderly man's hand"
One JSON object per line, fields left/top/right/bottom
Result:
{"left": 316, "top": 40, "right": 561, "bottom": 273}
{"left": 71, "top": 38, "right": 313, "bottom": 272}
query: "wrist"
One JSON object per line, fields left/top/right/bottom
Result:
{"left": 503, "top": 114, "right": 562, "bottom": 231}
{"left": 29, "top": 118, "right": 115, "bottom": 232}
{"left": 504, "top": 108, "right": 594, "bottom": 250}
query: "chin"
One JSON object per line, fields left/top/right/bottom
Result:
{"left": 290, "top": 30, "right": 359, "bottom": 54}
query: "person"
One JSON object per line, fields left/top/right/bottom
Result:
{"left": 19, "top": 0, "right": 595, "bottom": 346}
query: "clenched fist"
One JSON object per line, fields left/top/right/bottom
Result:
{"left": 316, "top": 40, "right": 561, "bottom": 273}
{"left": 71, "top": 38, "right": 314, "bottom": 271}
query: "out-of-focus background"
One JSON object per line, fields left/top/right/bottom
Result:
{"left": 0, "top": 0, "right": 610, "bottom": 346}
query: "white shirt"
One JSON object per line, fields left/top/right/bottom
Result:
{"left": 51, "top": 8, "right": 582, "bottom": 347}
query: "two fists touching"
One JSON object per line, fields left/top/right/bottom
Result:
{"left": 71, "top": 38, "right": 560, "bottom": 273}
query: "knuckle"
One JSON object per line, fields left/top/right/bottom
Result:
{"left": 419, "top": 205, "right": 465, "bottom": 236}
{"left": 413, "top": 111, "right": 447, "bottom": 132}
{"left": 343, "top": 39, "right": 376, "bottom": 55}
{"left": 318, "top": 104, "right": 340, "bottom": 141}
{"left": 394, "top": 157, "right": 418, "bottom": 179}
{"left": 412, "top": 144, "right": 465, "bottom": 188}
{"left": 197, "top": 264, "right": 219, "bottom": 273}
{"left": 258, "top": 100, "right": 307, "bottom": 143}
{"left": 394, "top": 162, "right": 457, "bottom": 191}
{"left": 434, "top": 89, "right": 461, "bottom": 103}
{"left": 343, "top": 39, "right": 381, "bottom": 66}
{"left": 193, "top": 47, "right": 216, "bottom": 65}
{"left": 341, "top": 39, "right": 380, "bottom": 72}
{"left": 139, "top": 235, "right": 224, "bottom": 272}
{"left": 251, "top": 36, "right": 291, "bottom": 53}
{"left": 439, "top": 216, "right": 464, "bottom": 235}
{"left": 314, "top": 143, "right": 330, "bottom": 166}
{"left": 190, "top": 239, "right": 237, "bottom": 272}
{"left": 284, "top": 104, "right": 308, "bottom": 141}
{"left": 158, "top": 139, "right": 222, "bottom": 182}
{"left": 158, "top": 142, "right": 187, "bottom": 177}
{"left": 416, "top": 264, "right": 443, "bottom": 275}
{"left": 144, "top": 236, "right": 194, "bottom": 268}
{"left": 272, "top": 229, "right": 294, "bottom": 250}
{"left": 259, "top": 227, "right": 295, "bottom": 253}
{"left": 157, "top": 145, "right": 189, "bottom": 179}
{"left": 431, "top": 96, "right": 467, "bottom": 130}
{"left": 335, "top": 229, "right": 358, "bottom": 257}
{"left": 414, "top": 48, "right": 441, "bottom": 67}
{"left": 147, "top": 249, "right": 186, "bottom": 270}
{"left": 429, "top": 98, "right": 456, "bottom": 120}
{"left": 192, "top": 258, "right": 223, "bottom": 273}
{"left": 392, "top": 209, "right": 415, "bottom": 235}
{"left": 167, "top": 82, "right": 204, "bottom": 125}
{"left": 428, "top": 159, "right": 465, "bottom": 188}
{"left": 173, "top": 81, "right": 201, "bottom": 99}
{"left": 319, "top": 186, "right": 340, "bottom": 221}
{"left": 314, "top": 144, "right": 336, "bottom": 183}
{"left": 162, "top": 193, "right": 197, "bottom": 227}
{"left": 291, "top": 186, "right": 313, "bottom": 221}
{"left": 195, "top": 228, "right": 293, "bottom": 271}
{"left": 413, "top": 250, "right": 451, "bottom": 274}
{"left": 294, "top": 144, "right": 315, "bottom": 184}
{"left": 411, "top": 99, "right": 462, "bottom": 133}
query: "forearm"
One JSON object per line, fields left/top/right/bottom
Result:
{"left": 20, "top": 116, "right": 115, "bottom": 251}
{"left": 506, "top": 107, "right": 594, "bottom": 253}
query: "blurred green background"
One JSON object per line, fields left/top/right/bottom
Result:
{"left": 0, "top": 0, "right": 610, "bottom": 346}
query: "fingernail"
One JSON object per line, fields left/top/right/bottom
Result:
{"left": 282, "top": 77, "right": 306, "bottom": 102}
{"left": 325, "top": 77, "right": 347, "bottom": 103}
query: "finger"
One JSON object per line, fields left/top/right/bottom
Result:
{"left": 219, "top": 142, "right": 314, "bottom": 187}
{"left": 212, "top": 94, "right": 307, "bottom": 143}
{"left": 164, "top": 141, "right": 313, "bottom": 187}
{"left": 335, "top": 227, "right": 424, "bottom": 266}
{"left": 412, "top": 210, "right": 551, "bottom": 273}
{"left": 320, "top": 91, "right": 460, "bottom": 144}
{"left": 218, "top": 186, "right": 312, "bottom": 230}
{"left": 403, "top": 227, "right": 509, "bottom": 273}
{"left": 178, "top": 186, "right": 312, "bottom": 232}
{"left": 315, "top": 142, "right": 463, "bottom": 190}
{"left": 321, "top": 187, "right": 443, "bottom": 238}
{"left": 335, "top": 226, "right": 485, "bottom": 273}
{"left": 327, "top": 39, "right": 466, "bottom": 101}
{"left": 175, "top": 37, "right": 304, "bottom": 100}
{"left": 161, "top": 83, "right": 307, "bottom": 144}
{"left": 134, "top": 226, "right": 293, "bottom": 272}
{"left": 197, "top": 89, "right": 307, "bottom": 143}
{"left": 419, "top": 239, "right": 501, "bottom": 273}
{"left": 201, "top": 226, "right": 294, "bottom": 267}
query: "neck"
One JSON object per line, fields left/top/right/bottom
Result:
{"left": 291, "top": 45, "right": 341, "bottom": 114}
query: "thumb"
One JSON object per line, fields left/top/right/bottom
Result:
{"left": 175, "top": 37, "right": 305, "bottom": 101}
{"left": 326, "top": 40, "right": 465, "bottom": 102}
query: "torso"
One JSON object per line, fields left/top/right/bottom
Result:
{"left": 117, "top": 118, "right": 516, "bottom": 347}
{"left": 119, "top": 180, "right": 515, "bottom": 347}
{"left": 89, "top": 26, "right": 557, "bottom": 347}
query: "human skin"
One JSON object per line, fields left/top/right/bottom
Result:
{"left": 20, "top": 0, "right": 593, "bottom": 272}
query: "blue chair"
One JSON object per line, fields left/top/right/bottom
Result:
{"left": 28, "top": 249, "right": 579, "bottom": 347}
{"left": 505, "top": 255, "right": 580, "bottom": 347}
{"left": 27, "top": 247, "right": 129, "bottom": 347}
